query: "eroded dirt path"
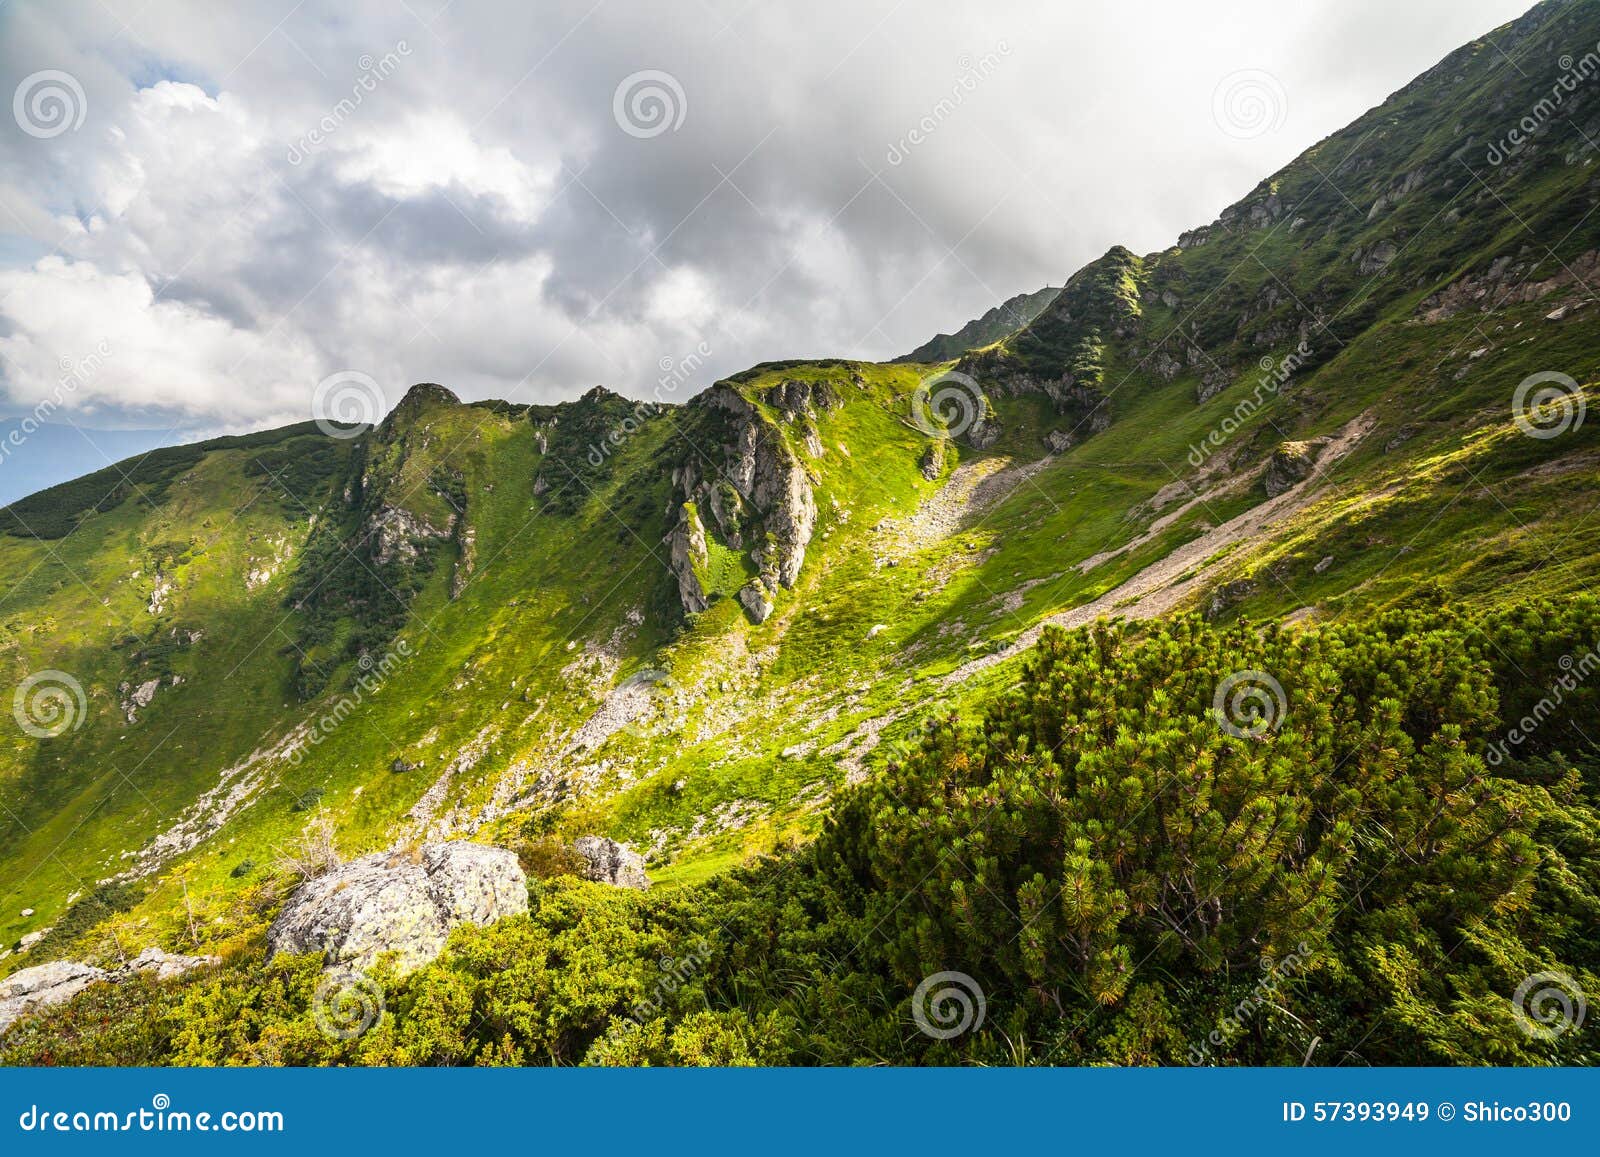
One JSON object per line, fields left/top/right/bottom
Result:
{"left": 939, "top": 410, "right": 1375, "bottom": 686}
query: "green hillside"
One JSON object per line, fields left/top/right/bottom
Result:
{"left": 2, "top": 0, "right": 1599, "bottom": 1066}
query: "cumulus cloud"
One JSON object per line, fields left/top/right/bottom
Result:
{"left": 0, "top": 0, "right": 1536, "bottom": 434}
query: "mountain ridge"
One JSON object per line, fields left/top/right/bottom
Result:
{"left": 1, "top": 0, "right": 1598, "bottom": 1067}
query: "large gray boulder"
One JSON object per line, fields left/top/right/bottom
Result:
{"left": 573, "top": 836, "right": 651, "bottom": 889}
{"left": 267, "top": 842, "right": 528, "bottom": 975}
{"left": 0, "top": 961, "right": 105, "bottom": 1035}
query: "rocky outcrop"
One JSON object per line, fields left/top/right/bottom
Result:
{"left": 1354, "top": 239, "right": 1398, "bottom": 275}
{"left": 664, "top": 385, "right": 817, "bottom": 621}
{"left": 117, "top": 947, "right": 217, "bottom": 980}
{"left": 666, "top": 502, "right": 712, "bottom": 614}
{"left": 1417, "top": 249, "right": 1600, "bottom": 322}
{"left": 572, "top": 836, "right": 650, "bottom": 889}
{"left": 764, "top": 379, "right": 841, "bottom": 420}
{"left": 0, "top": 961, "right": 104, "bottom": 1035}
{"left": 367, "top": 504, "right": 450, "bottom": 566}
{"left": 267, "top": 842, "right": 528, "bottom": 974}
{"left": 737, "top": 580, "right": 775, "bottom": 624}
{"left": 1264, "top": 441, "right": 1318, "bottom": 497}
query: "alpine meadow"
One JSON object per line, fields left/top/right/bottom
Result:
{"left": 3, "top": 0, "right": 1600, "bottom": 1076}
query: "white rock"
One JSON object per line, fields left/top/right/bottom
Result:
{"left": 0, "top": 961, "right": 105, "bottom": 1035}
{"left": 267, "top": 841, "right": 528, "bottom": 975}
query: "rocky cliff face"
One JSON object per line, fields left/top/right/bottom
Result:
{"left": 663, "top": 383, "right": 819, "bottom": 621}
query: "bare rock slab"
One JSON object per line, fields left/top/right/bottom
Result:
{"left": 267, "top": 841, "right": 528, "bottom": 975}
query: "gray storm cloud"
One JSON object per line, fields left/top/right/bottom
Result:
{"left": 0, "top": 0, "right": 1534, "bottom": 433}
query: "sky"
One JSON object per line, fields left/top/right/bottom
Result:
{"left": 0, "top": 0, "right": 1539, "bottom": 453}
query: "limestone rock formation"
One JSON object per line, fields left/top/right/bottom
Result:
{"left": 267, "top": 841, "right": 528, "bottom": 974}
{"left": 572, "top": 836, "right": 651, "bottom": 889}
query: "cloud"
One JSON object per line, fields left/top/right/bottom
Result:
{"left": 0, "top": 0, "right": 1538, "bottom": 433}
{"left": 0, "top": 256, "right": 322, "bottom": 426}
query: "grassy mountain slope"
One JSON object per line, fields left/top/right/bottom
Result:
{"left": 893, "top": 285, "right": 1061, "bottom": 364}
{"left": 2, "top": 0, "right": 1599, "bottom": 1066}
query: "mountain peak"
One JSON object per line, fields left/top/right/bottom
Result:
{"left": 396, "top": 382, "right": 461, "bottom": 410}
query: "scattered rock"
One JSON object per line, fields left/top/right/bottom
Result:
{"left": 115, "top": 947, "right": 217, "bottom": 981}
{"left": 572, "top": 836, "right": 650, "bottom": 889}
{"left": 19, "top": 909, "right": 32, "bottom": 918}
{"left": 737, "top": 581, "right": 775, "bottom": 624}
{"left": 267, "top": 842, "right": 528, "bottom": 974}
{"left": 1314, "top": 555, "right": 1335, "bottom": 574}
{"left": 0, "top": 961, "right": 105, "bottom": 1035}
{"left": 1043, "top": 429, "right": 1074, "bottom": 454}
{"left": 1355, "top": 240, "right": 1399, "bottom": 275}
{"left": 1264, "top": 442, "right": 1318, "bottom": 497}
{"left": 1206, "top": 579, "right": 1258, "bottom": 620}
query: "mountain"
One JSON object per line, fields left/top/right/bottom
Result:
{"left": 893, "top": 285, "right": 1060, "bottom": 363}
{"left": 2, "top": 0, "right": 1599, "bottom": 1066}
